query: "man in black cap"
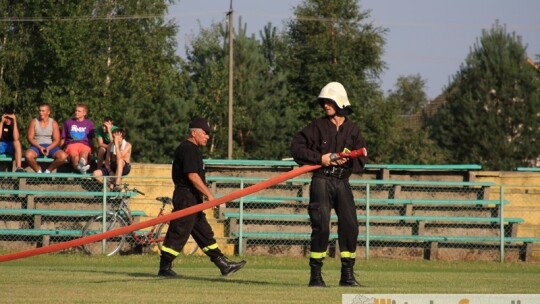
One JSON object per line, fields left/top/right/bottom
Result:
{"left": 158, "top": 117, "right": 246, "bottom": 277}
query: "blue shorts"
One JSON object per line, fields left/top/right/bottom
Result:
{"left": 29, "top": 144, "right": 61, "bottom": 158}
{"left": 0, "top": 141, "right": 14, "bottom": 155}
{"left": 101, "top": 162, "right": 131, "bottom": 177}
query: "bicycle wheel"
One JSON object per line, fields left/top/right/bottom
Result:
{"left": 81, "top": 213, "right": 129, "bottom": 256}
{"left": 155, "top": 222, "right": 199, "bottom": 255}
{"left": 155, "top": 222, "right": 168, "bottom": 252}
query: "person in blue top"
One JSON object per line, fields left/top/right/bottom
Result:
{"left": 0, "top": 108, "right": 24, "bottom": 172}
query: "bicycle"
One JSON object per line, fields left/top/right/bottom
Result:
{"left": 81, "top": 183, "right": 199, "bottom": 256}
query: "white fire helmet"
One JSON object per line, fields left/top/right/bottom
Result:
{"left": 317, "top": 82, "right": 353, "bottom": 115}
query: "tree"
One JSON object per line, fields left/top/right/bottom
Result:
{"left": 429, "top": 22, "right": 540, "bottom": 170}
{"left": 284, "top": 0, "right": 386, "bottom": 124}
{"left": 0, "top": 1, "right": 186, "bottom": 163}
{"left": 185, "top": 18, "right": 295, "bottom": 159}
{"left": 386, "top": 75, "right": 429, "bottom": 115}
{"left": 362, "top": 74, "right": 449, "bottom": 164}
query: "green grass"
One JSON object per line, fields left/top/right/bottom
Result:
{"left": 1, "top": 254, "right": 540, "bottom": 303}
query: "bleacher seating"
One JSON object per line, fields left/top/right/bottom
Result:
{"left": 207, "top": 175, "right": 538, "bottom": 261}
{"left": 0, "top": 172, "right": 144, "bottom": 250}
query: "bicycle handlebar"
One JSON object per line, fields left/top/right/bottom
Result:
{"left": 118, "top": 183, "right": 145, "bottom": 196}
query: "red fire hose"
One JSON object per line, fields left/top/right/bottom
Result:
{"left": 0, "top": 149, "right": 366, "bottom": 263}
{"left": 0, "top": 164, "right": 319, "bottom": 262}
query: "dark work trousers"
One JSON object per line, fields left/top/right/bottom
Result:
{"left": 162, "top": 187, "right": 222, "bottom": 258}
{"left": 308, "top": 176, "right": 359, "bottom": 255}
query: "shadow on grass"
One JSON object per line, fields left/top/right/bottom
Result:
{"left": 51, "top": 267, "right": 279, "bottom": 286}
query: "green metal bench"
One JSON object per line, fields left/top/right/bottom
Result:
{"left": 0, "top": 228, "right": 83, "bottom": 247}
{"left": 0, "top": 208, "right": 147, "bottom": 234}
{"left": 203, "top": 159, "right": 481, "bottom": 170}
{"left": 0, "top": 189, "right": 138, "bottom": 197}
{"left": 203, "top": 160, "right": 482, "bottom": 181}
{"left": 0, "top": 154, "right": 62, "bottom": 172}
{"left": 0, "top": 228, "right": 82, "bottom": 236}
{"left": 0, "top": 207, "right": 148, "bottom": 247}
{"left": 204, "top": 159, "right": 297, "bottom": 167}
{"left": 0, "top": 208, "right": 146, "bottom": 217}
{"left": 229, "top": 231, "right": 538, "bottom": 261}
{"left": 232, "top": 231, "right": 536, "bottom": 242}
{"left": 223, "top": 212, "right": 523, "bottom": 237}
{"left": 221, "top": 195, "right": 505, "bottom": 205}
{"left": 513, "top": 167, "right": 540, "bottom": 172}
{"left": 223, "top": 212, "right": 522, "bottom": 224}
{"left": 207, "top": 176, "right": 494, "bottom": 189}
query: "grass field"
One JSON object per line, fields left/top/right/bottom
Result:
{"left": 1, "top": 253, "right": 539, "bottom": 303}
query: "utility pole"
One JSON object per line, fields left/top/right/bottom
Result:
{"left": 227, "top": 0, "right": 234, "bottom": 159}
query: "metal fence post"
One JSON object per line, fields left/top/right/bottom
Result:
{"left": 101, "top": 176, "right": 108, "bottom": 255}
{"left": 238, "top": 179, "right": 244, "bottom": 256}
{"left": 499, "top": 185, "right": 505, "bottom": 263}
{"left": 365, "top": 183, "right": 370, "bottom": 260}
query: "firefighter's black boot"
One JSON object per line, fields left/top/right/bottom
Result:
{"left": 339, "top": 258, "right": 360, "bottom": 287}
{"left": 308, "top": 258, "right": 326, "bottom": 287}
{"left": 212, "top": 255, "right": 247, "bottom": 276}
{"left": 158, "top": 252, "right": 177, "bottom": 277}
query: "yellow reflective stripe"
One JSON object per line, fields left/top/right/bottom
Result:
{"left": 202, "top": 243, "right": 219, "bottom": 252}
{"left": 161, "top": 245, "right": 180, "bottom": 257}
{"left": 309, "top": 252, "right": 327, "bottom": 259}
{"left": 340, "top": 251, "right": 356, "bottom": 259}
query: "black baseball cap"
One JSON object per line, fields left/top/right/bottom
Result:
{"left": 189, "top": 117, "right": 211, "bottom": 133}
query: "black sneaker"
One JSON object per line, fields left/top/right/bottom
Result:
{"left": 15, "top": 167, "right": 25, "bottom": 173}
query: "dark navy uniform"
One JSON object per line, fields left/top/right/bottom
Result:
{"left": 292, "top": 81, "right": 365, "bottom": 287}
{"left": 158, "top": 117, "right": 246, "bottom": 277}
{"left": 291, "top": 116, "right": 367, "bottom": 259}
{"left": 161, "top": 140, "right": 221, "bottom": 258}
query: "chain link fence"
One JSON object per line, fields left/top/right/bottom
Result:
{"left": 1, "top": 172, "right": 539, "bottom": 262}
{"left": 210, "top": 177, "right": 539, "bottom": 262}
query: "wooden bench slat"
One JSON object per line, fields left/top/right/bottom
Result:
{"left": 230, "top": 232, "right": 538, "bottom": 244}
{"left": 220, "top": 195, "right": 507, "bottom": 205}
{"left": 222, "top": 212, "right": 523, "bottom": 223}
{"left": 207, "top": 176, "right": 494, "bottom": 187}
{"left": 365, "top": 164, "right": 482, "bottom": 170}
{"left": 513, "top": 167, "right": 540, "bottom": 172}
{"left": 0, "top": 208, "right": 146, "bottom": 217}
{"left": 0, "top": 189, "right": 138, "bottom": 197}
{"left": 202, "top": 159, "right": 482, "bottom": 171}
{"left": 0, "top": 229, "right": 83, "bottom": 236}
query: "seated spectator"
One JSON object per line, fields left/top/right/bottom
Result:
{"left": 93, "top": 128, "right": 132, "bottom": 190}
{"left": 96, "top": 117, "right": 117, "bottom": 170}
{"left": 25, "top": 103, "right": 68, "bottom": 173}
{"left": 61, "top": 104, "right": 95, "bottom": 174}
{"left": 0, "top": 109, "right": 24, "bottom": 172}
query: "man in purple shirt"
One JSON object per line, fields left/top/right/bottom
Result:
{"left": 61, "top": 104, "right": 95, "bottom": 173}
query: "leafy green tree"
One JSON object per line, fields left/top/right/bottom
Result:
{"left": 363, "top": 74, "right": 449, "bottom": 164}
{"left": 184, "top": 23, "right": 229, "bottom": 157}
{"left": 284, "top": 0, "right": 386, "bottom": 124}
{"left": 0, "top": 1, "right": 185, "bottom": 163}
{"left": 386, "top": 75, "right": 429, "bottom": 115}
{"left": 429, "top": 22, "right": 540, "bottom": 170}
{"left": 185, "top": 18, "right": 296, "bottom": 159}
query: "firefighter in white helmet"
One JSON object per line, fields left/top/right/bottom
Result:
{"left": 291, "top": 82, "right": 368, "bottom": 287}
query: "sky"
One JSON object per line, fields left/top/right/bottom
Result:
{"left": 166, "top": 0, "right": 540, "bottom": 100}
